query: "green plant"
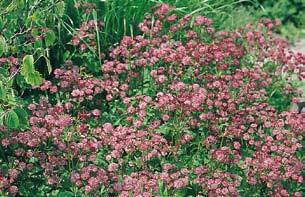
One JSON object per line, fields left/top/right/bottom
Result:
{"left": 0, "top": 1, "right": 304, "bottom": 197}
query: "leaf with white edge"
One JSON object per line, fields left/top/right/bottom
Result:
{"left": 4, "top": 110, "right": 19, "bottom": 129}
{"left": 21, "top": 55, "right": 35, "bottom": 76}
{"left": 45, "top": 30, "right": 56, "bottom": 47}
{"left": 25, "top": 71, "right": 43, "bottom": 86}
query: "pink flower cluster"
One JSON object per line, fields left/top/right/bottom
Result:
{"left": 36, "top": 61, "right": 103, "bottom": 102}
{"left": 194, "top": 167, "right": 241, "bottom": 196}
{"left": 70, "top": 165, "right": 111, "bottom": 194}
{"left": 115, "top": 171, "right": 159, "bottom": 197}
{"left": 71, "top": 20, "right": 102, "bottom": 52}
{"left": 0, "top": 56, "right": 19, "bottom": 74}
{"left": 159, "top": 163, "right": 189, "bottom": 189}
{"left": 0, "top": 169, "right": 19, "bottom": 196}
{"left": 1, "top": 3, "right": 304, "bottom": 196}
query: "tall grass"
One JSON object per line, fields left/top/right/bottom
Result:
{"left": 97, "top": 0, "right": 258, "bottom": 50}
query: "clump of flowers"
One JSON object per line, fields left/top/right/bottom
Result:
{"left": 0, "top": 3, "right": 304, "bottom": 196}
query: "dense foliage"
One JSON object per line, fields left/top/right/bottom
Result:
{"left": 0, "top": 1, "right": 304, "bottom": 197}
{"left": 247, "top": 0, "right": 305, "bottom": 41}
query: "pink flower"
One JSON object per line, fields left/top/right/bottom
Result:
{"left": 9, "top": 186, "right": 18, "bottom": 195}
{"left": 155, "top": 3, "right": 170, "bottom": 15}
{"left": 107, "top": 163, "right": 119, "bottom": 172}
{"left": 92, "top": 109, "right": 101, "bottom": 117}
{"left": 84, "top": 185, "right": 92, "bottom": 194}
{"left": 167, "top": 14, "right": 177, "bottom": 22}
{"left": 162, "top": 114, "right": 170, "bottom": 121}
{"left": 233, "top": 142, "right": 241, "bottom": 150}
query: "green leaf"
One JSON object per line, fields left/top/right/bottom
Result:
{"left": 21, "top": 55, "right": 35, "bottom": 75}
{"left": 0, "top": 35, "right": 6, "bottom": 56}
{"left": 0, "top": 17, "right": 3, "bottom": 29}
{"left": 34, "top": 40, "right": 43, "bottom": 48}
{"left": 0, "top": 108, "right": 4, "bottom": 126}
{"left": 58, "top": 191, "right": 74, "bottom": 197}
{"left": 13, "top": 107, "right": 28, "bottom": 126}
{"left": 16, "top": 74, "right": 29, "bottom": 90}
{"left": 31, "top": 11, "right": 45, "bottom": 26}
{"left": 25, "top": 71, "right": 42, "bottom": 86}
{"left": 45, "top": 30, "right": 56, "bottom": 47}
{"left": 0, "top": 82, "right": 6, "bottom": 100}
{"left": 31, "top": 28, "right": 39, "bottom": 37}
{"left": 4, "top": 110, "right": 19, "bottom": 129}
{"left": 63, "top": 51, "right": 70, "bottom": 60}
{"left": 20, "top": 55, "right": 43, "bottom": 86}
{"left": 0, "top": 67, "right": 7, "bottom": 76}
{"left": 155, "top": 125, "right": 170, "bottom": 135}
{"left": 43, "top": 55, "right": 52, "bottom": 74}
{"left": 16, "top": 0, "right": 24, "bottom": 9}
{"left": 56, "top": 1, "right": 65, "bottom": 17}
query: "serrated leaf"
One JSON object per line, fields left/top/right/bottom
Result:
{"left": 0, "top": 35, "right": 6, "bottom": 56}
{"left": 45, "top": 30, "right": 56, "bottom": 47}
{"left": 21, "top": 55, "right": 35, "bottom": 76}
{"left": 4, "top": 110, "right": 19, "bottom": 129}
{"left": 56, "top": 1, "right": 65, "bottom": 17}
{"left": 25, "top": 71, "right": 42, "bottom": 86}
{"left": 13, "top": 107, "right": 28, "bottom": 126}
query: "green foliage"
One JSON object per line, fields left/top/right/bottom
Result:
{"left": 0, "top": 82, "right": 6, "bottom": 100}
{"left": 100, "top": 0, "right": 257, "bottom": 46}
{"left": 45, "top": 30, "right": 56, "bottom": 47}
{"left": 20, "top": 55, "right": 43, "bottom": 86}
{"left": 249, "top": 0, "right": 305, "bottom": 41}
{"left": 13, "top": 107, "right": 28, "bottom": 127}
{"left": 3, "top": 110, "right": 19, "bottom": 129}
{"left": 0, "top": 35, "right": 6, "bottom": 56}
{"left": 0, "top": 0, "right": 304, "bottom": 196}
